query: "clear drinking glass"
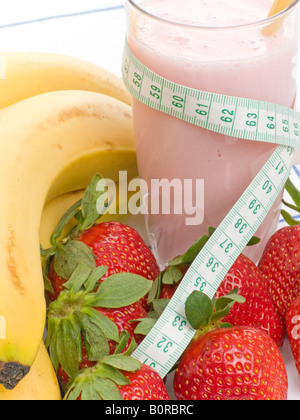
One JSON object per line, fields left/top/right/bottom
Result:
{"left": 124, "top": 0, "right": 300, "bottom": 268}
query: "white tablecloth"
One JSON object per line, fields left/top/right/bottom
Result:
{"left": 0, "top": 0, "right": 299, "bottom": 401}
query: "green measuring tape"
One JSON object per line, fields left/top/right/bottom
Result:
{"left": 122, "top": 40, "right": 300, "bottom": 378}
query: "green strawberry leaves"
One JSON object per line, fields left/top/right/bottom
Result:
{"left": 52, "top": 173, "right": 109, "bottom": 242}
{"left": 41, "top": 173, "right": 111, "bottom": 291}
{"left": 89, "top": 273, "right": 152, "bottom": 308}
{"left": 75, "top": 311, "right": 110, "bottom": 362}
{"left": 54, "top": 240, "right": 97, "bottom": 280}
{"left": 148, "top": 226, "right": 259, "bottom": 304}
{"left": 185, "top": 291, "right": 214, "bottom": 330}
{"left": 285, "top": 177, "right": 300, "bottom": 207}
{"left": 134, "top": 298, "right": 170, "bottom": 336}
{"left": 281, "top": 209, "right": 300, "bottom": 226}
{"left": 65, "top": 368, "right": 123, "bottom": 401}
{"left": 41, "top": 173, "right": 154, "bottom": 379}
{"left": 169, "top": 229, "right": 213, "bottom": 267}
{"left": 64, "top": 355, "right": 142, "bottom": 400}
{"left": 148, "top": 230, "right": 214, "bottom": 303}
{"left": 62, "top": 263, "right": 153, "bottom": 308}
{"left": 281, "top": 177, "right": 300, "bottom": 226}
{"left": 78, "top": 175, "right": 109, "bottom": 232}
{"left": 185, "top": 288, "right": 245, "bottom": 334}
{"left": 136, "top": 288, "right": 246, "bottom": 344}
{"left": 46, "top": 263, "right": 152, "bottom": 377}
{"left": 159, "top": 265, "right": 183, "bottom": 286}
{"left": 101, "top": 354, "right": 142, "bottom": 372}
{"left": 63, "top": 263, "right": 107, "bottom": 293}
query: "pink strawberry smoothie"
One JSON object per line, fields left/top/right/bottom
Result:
{"left": 126, "top": 0, "right": 299, "bottom": 267}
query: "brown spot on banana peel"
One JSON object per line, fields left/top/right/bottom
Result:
{"left": 0, "top": 362, "right": 30, "bottom": 390}
{"left": 6, "top": 226, "right": 25, "bottom": 293}
{"left": 105, "top": 140, "right": 115, "bottom": 150}
{"left": 36, "top": 103, "right": 132, "bottom": 133}
{"left": 57, "top": 106, "right": 100, "bottom": 123}
{"left": 56, "top": 105, "right": 132, "bottom": 124}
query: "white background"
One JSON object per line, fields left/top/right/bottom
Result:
{"left": 0, "top": 0, "right": 299, "bottom": 400}
{"left": 0, "top": 1, "right": 125, "bottom": 76}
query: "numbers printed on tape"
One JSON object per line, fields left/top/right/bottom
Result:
{"left": 122, "top": 41, "right": 298, "bottom": 378}
{"left": 123, "top": 41, "right": 300, "bottom": 150}
{"left": 133, "top": 146, "right": 294, "bottom": 378}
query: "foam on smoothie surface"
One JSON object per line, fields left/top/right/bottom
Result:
{"left": 140, "top": 0, "right": 275, "bottom": 27}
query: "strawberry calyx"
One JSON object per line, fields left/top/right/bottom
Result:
{"left": 41, "top": 173, "right": 110, "bottom": 292}
{"left": 51, "top": 173, "right": 109, "bottom": 244}
{"left": 46, "top": 262, "right": 152, "bottom": 378}
{"left": 134, "top": 289, "right": 245, "bottom": 343}
{"left": 64, "top": 354, "right": 143, "bottom": 400}
{"left": 133, "top": 298, "right": 170, "bottom": 337}
{"left": 185, "top": 289, "right": 245, "bottom": 339}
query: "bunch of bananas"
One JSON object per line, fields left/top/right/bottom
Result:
{"left": 0, "top": 52, "right": 138, "bottom": 400}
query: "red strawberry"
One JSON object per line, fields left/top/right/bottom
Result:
{"left": 45, "top": 264, "right": 152, "bottom": 391}
{"left": 56, "top": 300, "right": 148, "bottom": 391}
{"left": 42, "top": 175, "right": 160, "bottom": 309}
{"left": 174, "top": 326, "right": 288, "bottom": 401}
{"left": 96, "top": 301, "right": 147, "bottom": 351}
{"left": 117, "top": 364, "right": 170, "bottom": 400}
{"left": 173, "top": 290, "right": 288, "bottom": 400}
{"left": 48, "top": 221, "right": 160, "bottom": 306}
{"left": 152, "top": 245, "right": 284, "bottom": 347}
{"left": 286, "top": 295, "right": 300, "bottom": 375}
{"left": 159, "top": 282, "right": 180, "bottom": 299}
{"left": 258, "top": 224, "right": 300, "bottom": 322}
{"left": 217, "top": 253, "right": 267, "bottom": 290}
{"left": 258, "top": 177, "right": 300, "bottom": 322}
{"left": 79, "top": 221, "right": 159, "bottom": 280}
{"left": 64, "top": 355, "right": 170, "bottom": 401}
{"left": 215, "top": 254, "right": 285, "bottom": 348}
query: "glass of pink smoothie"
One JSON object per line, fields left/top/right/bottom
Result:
{"left": 125, "top": 0, "right": 300, "bottom": 268}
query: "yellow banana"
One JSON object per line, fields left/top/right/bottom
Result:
{"left": 0, "top": 90, "right": 137, "bottom": 389}
{"left": 0, "top": 52, "right": 131, "bottom": 108}
{"left": 0, "top": 343, "right": 61, "bottom": 400}
{"left": 40, "top": 182, "right": 134, "bottom": 249}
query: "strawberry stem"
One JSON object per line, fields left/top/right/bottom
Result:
{"left": 285, "top": 177, "right": 300, "bottom": 207}
{"left": 281, "top": 177, "right": 300, "bottom": 226}
{"left": 185, "top": 289, "right": 245, "bottom": 339}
